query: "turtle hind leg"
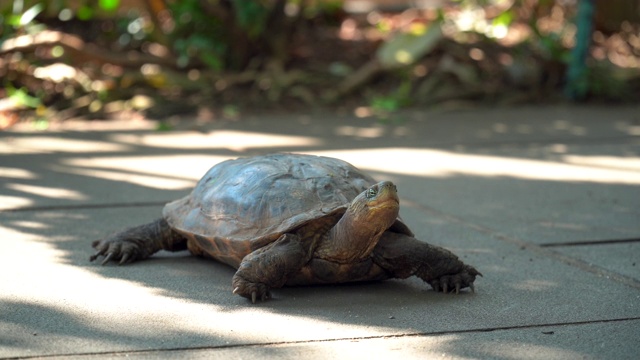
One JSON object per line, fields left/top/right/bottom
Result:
{"left": 232, "top": 233, "right": 311, "bottom": 303}
{"left": 372, "top": 232, "right": 481, "bottom": 294}
{"left": 90, "top": 218, "right": 187, "bottom": 265}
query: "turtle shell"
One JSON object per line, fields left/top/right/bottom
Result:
{"left": 163, "top": 153, "right": 412, "bottom": 267}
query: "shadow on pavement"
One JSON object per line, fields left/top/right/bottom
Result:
{"left": 1, "top": 106, "right": 639, "bottom": 357}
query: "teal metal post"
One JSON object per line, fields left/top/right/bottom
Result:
{"left": 565, "top": 0, "right": 595, "bottom": 100}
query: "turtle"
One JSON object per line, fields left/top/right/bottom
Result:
{"left": 91, "top": 153, "right": 481, "bottom": 303}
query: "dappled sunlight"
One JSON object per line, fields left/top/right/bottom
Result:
{"left": 0, "top": 167, "right": 37, "bottom": 179}
{"left": 335, "top": 125, "right": 385, "bottom": 138}
{"left": 6, "top": 183, "right": 87, "bottom": 200}
{"left": 0, "top": 195, "right": 34, "bottom": 210}
{"left": 561, "top": 154, "right": 640, "bottom": 171}
{"left": 59, "top": 167, "right": 195, "bottom": 190}
{"left": 0, "top": 136, "right": 130, "bottom": 154}
{"left": 306, "top": 148, "right": 640, "bottom": 185}
{"left": 60, "top": 154, "right": 231, "bottom": 189}
{"left": 1, "top": 222, "right": 403, "bottom": 355}
{"left": 111, "top": 130, "right": 322, "bottom": 152}
{"left": 10, "top": 220, "right": 49, "bottom": 230}
{"left": 252, "top": 335, "right": 466, "bottom": 359}
{"left": 33, "top": 63, "right": 78, "bottom": 83}
{"left": 480, "top": 341, "right": 587, "bottom": 360}
{"left": 1, "top": 182, "right": 87, "bottom": 210}
{"left": 1, "top": 107, "right": 638, "bottom": 358}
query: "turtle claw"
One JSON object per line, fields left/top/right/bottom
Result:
{"left": 232, "top": 275, "right": 272, "bottom": 303}
{"left": 428, "top": 265, "right": 480, "bottom": 294}
{"left": 250, "top": 291, "right": 271, "bottom": 304}
{"left": 101, "top": 252, "right": 114, "bottom": 266}
{"left": 89, "top": 244, "right": 106, "bottom": 262}
{"left": 119, "top": 252, "right": 131, "bottom": 265}
{"left": 90, "top": 236, "right": 144, "bottom": 266}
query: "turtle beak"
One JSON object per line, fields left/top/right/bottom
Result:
{"left": 368, "top": 181, "right": 399, "bottom": 208}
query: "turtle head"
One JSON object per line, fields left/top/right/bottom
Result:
{"left": 316, "top": 181, "right": 400, "bottom": 262}
{"left": 347, "top": 181, "right": 400, "bottom": 235}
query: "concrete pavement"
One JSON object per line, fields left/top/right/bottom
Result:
{"left": 1, "top": 105, "right": 639, "bottom": 359}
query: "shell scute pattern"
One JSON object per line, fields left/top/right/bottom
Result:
{"left": 163, "top": 154, "right": 377, "bottom": 247}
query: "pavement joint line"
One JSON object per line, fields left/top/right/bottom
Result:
{"left": 0, "top": 201, "right": 170, "bottom": 213}
{"left": 539, "top": 238, "right": 640, "bottom": 247}
{"left": 6, "top": 317, "right": 639, "bottom": 360}
{"left": 402, "top": 198, "right": 640, "bottom": 291}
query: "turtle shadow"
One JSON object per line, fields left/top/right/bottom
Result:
{"left": 85, "top": 247, "right": 462, "bottom": 311}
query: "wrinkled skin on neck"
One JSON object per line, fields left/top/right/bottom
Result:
{"left": 315, "top": 181, "right": 400, "bottom": 263}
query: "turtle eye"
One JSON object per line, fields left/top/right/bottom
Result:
{"left": 366, "top": 188, "right": 377, "bottom": 199}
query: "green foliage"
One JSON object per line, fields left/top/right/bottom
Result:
{"left": 168, "top": 0, "right": 279, "bottom": 70}
{"left": 492, "top": 9, "right": 514, "bottom": 28}
{"left": 584, "top": 61, "right": 630, "bottom": 101}
{"left": 369, "top": 77, "right": 412, "bottom": 121}
{"left": 169, "top": 0, "right": 226, "bottom": 70}
{"left": 222, "top": 104, "right": 240, "bottom": 119}
{"left": 1, "top": 1, "right": 45, "bottom": 38}
{"left": 76, "top": 5, "right": 94, "bottom": 20}
{"left": 0, "top": 0, "right": 635, "bottom": 116}
{"left": 534, "top": 31, "right": 571, "bottom": 63}
{"left": 99, "top": 0, "right": 120, "bottom": 12}
{"left": 155, "top": 121, "right": 174, "bottom": 132}
{"left": 6, "top": 83, "right": 42, "bottom": 108}
{"left": 233, "top": 0, "right": 270, "bottom": 38}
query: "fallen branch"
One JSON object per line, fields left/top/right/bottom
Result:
{"left": 0, "top": 30, "right": 176, "bottom": 68}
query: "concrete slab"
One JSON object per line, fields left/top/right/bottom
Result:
{"left": 2, "top": 202, "right": 639, "bottom": 358}
{"left": 1, "top": 105, "right": 639, "bottom": 359}
{"left": 217, "top": 105, "right": 640, "bottom": 148}
{"left": 552, "top": 242, "right": 640, "bottom": 281}
{"left": 30, "top": 319, "right": 640, "bottom": 360}
{"left": 3, "top": 104, "right": 638, "bottom": 214}
{"left": 306, "top": 140, "right": 640, "bottom": 246}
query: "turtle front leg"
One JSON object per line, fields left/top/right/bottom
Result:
{"left": 372, "top": 232, "right": 481, "bottom": 294}
{"left": 232, "top": 233, "right": 311, "bottom": 303}
{"left": 90, "top": 218, "right": 187, "bottom": 265}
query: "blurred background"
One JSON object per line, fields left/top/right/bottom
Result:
{"left": 1, "top": 0, "right": 639, "bottom": 129}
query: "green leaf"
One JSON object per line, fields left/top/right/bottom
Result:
{"left": 233, "top": 0, "right": 269, "bottom": 37}
{"left": 77, "top": 6, "right": 94, "bottom": 20}
{"left": 492, "top": 10, "right": 513, "bottom": 27}
{"left": 372, "top": 97, "right": 400, "bottom": 112}
{"left": 200, "top": 51, "right": 223, "bottom": 71}
{"left": 7, "top": 14, "right": 21, "bottom": 27}
{"left": 99, "top": 0, "right": 121, "bottom": 12}
{"left": 19, "top": 3, "right": 44, "bottom": 26}
{"left": 155, "top": 121, "right": 173, "bottom": 132}
{"left": 7, "top": 86, "right": 41, "bottom": 108}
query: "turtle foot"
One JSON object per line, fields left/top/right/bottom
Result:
{"left": 232, "top": 275, "right": 272, "bottom": 303}
{"left": 90, "top": 220, "right": 174, "bottom": 265}
{"left": 90, "top": 237, "right": 144, "bottom": 265}
{"left": 429, "top": 265, "right": 482, "bottom": 294}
